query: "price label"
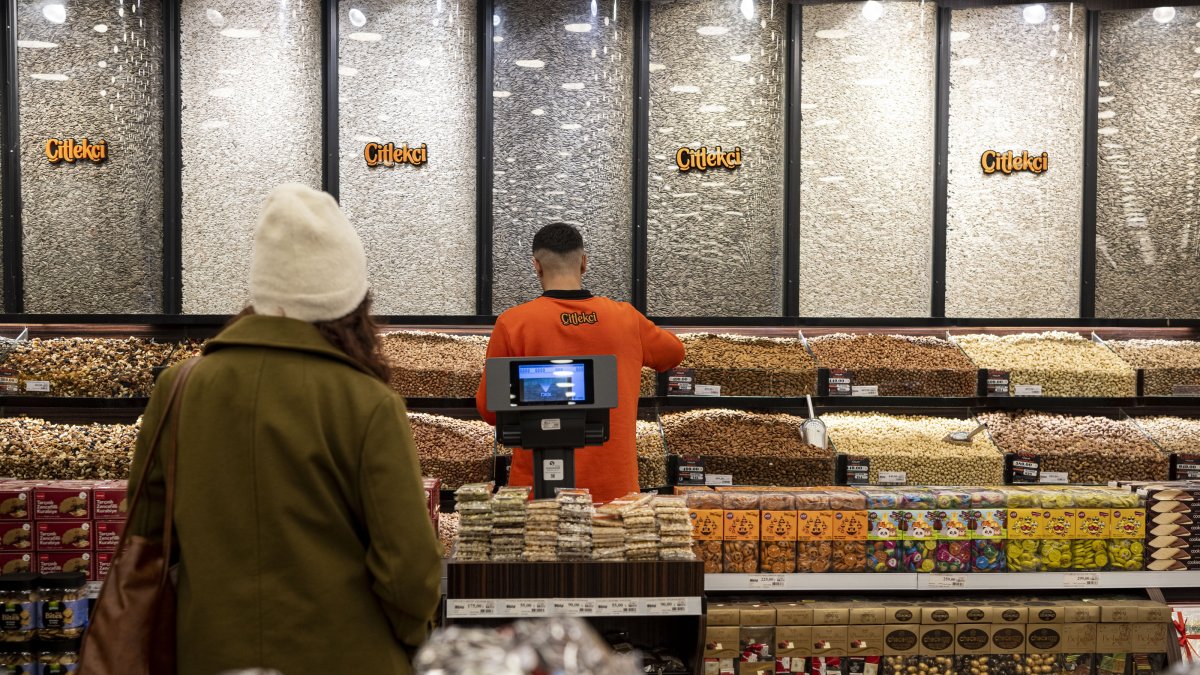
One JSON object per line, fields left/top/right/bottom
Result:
{"left": 851, "top": 385, "right": 880, "bottom": 397}
{"left": 666, "top": 367, "right": 696, "bottom": 396}
{"left": 828, "top": 369, "right": 853, "bottom": 397}
{"left": 748, "top": 575, "right": 787, "bottom": 590}
{"left": 987, "top": 370, "right": 1011, "bottom": 397}
{"left": 1172, "top": 385, "right": 1200, "bottom": 396}
{"left": 1040, "top": 471, "right": 1069, "bottom": 484}
{"left": 543, "top": 459, "right": 564, "bottom": 482}
{"left": 1174, "top": 454, "right": 1200, "bottom": 480}
{"left": 878, "top": 471, "right": 907, "bottom": 485}
{"left": 927, "top": 574, "right": 968, "bottom": 589}
{"left": 1014, "top": 384, "right": 1043, "bottom": 397}
{"left": 24, "top": 381, "right": 50, "bottom": 393}
{"left": 1063, "top": 573, "right": 1101, "bottom": 588}
{"left": 706, "top": 474, "right": 733, "bottom": 486}
{"left": 447, "top": 599, "right": 497, "bottom": 617}
{"left": 845, "top": 456, "right": 871, "bottom": 485}
{"left": 642, "top": 597, "right": 692, "bottom": 614}
{"left": 85, "top": 581, "right": 103, "bottom": 600}
{"left": 695, "top": 384, "right": 722, "bottom": 396}
{"left": 1008, "top": 453, "right": 1042, "bottom": 484}
{"left": 499, "top": 599, "right": 546, "bottom": 617}
{"left": 549, "top": 599, "right": 591, "bottom": 616}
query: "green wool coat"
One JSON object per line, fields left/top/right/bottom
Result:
{"left": 126, "top": 315, "right": 443, "bottom": 675}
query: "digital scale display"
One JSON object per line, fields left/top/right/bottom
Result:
{"left": 514, "top": 361, "right": 591, "bottom": 405}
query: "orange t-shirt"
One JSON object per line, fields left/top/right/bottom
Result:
{"left": 476, "top": 291, "right": 685, "bottom": 503}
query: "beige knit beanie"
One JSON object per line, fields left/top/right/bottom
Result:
{"left": 250, "top": 183, "right": 369, "bottom": 323}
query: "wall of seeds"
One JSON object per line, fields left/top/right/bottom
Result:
{"left": 646, "top": 0, "right": 786, "bottom": 317}
{"left": 798, "top": 0, "right": 935, "bottom": 318}
{"left": 17, "top": 0, "right": 164, "bottom": 313}
{"left": 1095, "top": 7, "right": 1200, "bottom": 318}
{"left": 338, "top": 0, "right": 478, "bottom": 315}
{"left": 490, "top": 0, "right": 634, "bottom": 313}
{"left": 945, "top": 3, "right": 1085, "bottom": 318}
{"left": 180, "top": 0, "right": 323, "bottom": 314}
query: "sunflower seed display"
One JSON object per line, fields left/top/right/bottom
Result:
{"left": 407, "top": 413, "right": 495, "bottom": 489}
{"left": 677, "top": 334, "right": 817, "bottom": 397}
{"left": 953, "top": 332, "right": 1137, "bottom": 397}
{"left": 808, "top": 333, "right": 977, "bottom": 397}
{"left": 1107, "top": 339, "right": 1200, "bottom": 396}
{"left": 1128, "top": 415, "right": 1200, "bottom": 455}
{"left": 380, "top": 331, "right": 488, "bottom": 399}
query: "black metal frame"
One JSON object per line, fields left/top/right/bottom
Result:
{"left": 0, "top": 0, "right": 1188, "bottom": 329}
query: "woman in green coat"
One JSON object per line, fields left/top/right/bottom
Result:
{"left": 124, "top": 184, "right": 443, "bottom": 675}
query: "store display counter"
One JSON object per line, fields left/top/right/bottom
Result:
{"left": 705, "top": 571, "right": 1200, "bottom": 593}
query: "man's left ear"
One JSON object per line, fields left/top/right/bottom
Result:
{"left": 580, "top": 254, "right": 588, "bottom": 276}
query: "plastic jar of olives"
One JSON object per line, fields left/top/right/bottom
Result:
{"left": 0, "top": 574, "right": 37, "bottom": 643}
{"left": 37, "top": 637, "right": 80, "bottom": 673}
{"left": 36, "top": 573, "right": 87, "bottom": 641}
{"left": 0, "top": 641, "right": 34, "bottom": 673}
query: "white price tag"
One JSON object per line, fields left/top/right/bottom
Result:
{"left": 1063, "top": 573, "right": 1100, "bottom": 588}
{"left": 543, "top": 459, "right": 564, "bottom": 482}
{"left": 447, "top": 599, "right": 497, "bottom": 617}
{"left": 549, "top": 599, "right": 591, "bottom": 616}
{"left": 1014, "top": 384, "right": 1043, "bottom": 397}
{"left": 85, "top": 581, "right": 103, "bottom": 600}
{"left": 1040, "top": 472, "right": 1069, "bottom": 484}
{"left": 878, "top": 471, "right": 907, "bottom": 485}
{"left": 540, "top": 418, "right": 562, "bottom": 431}
{"left": 642, "top": 597, "right": 691, "bottom": 614}
{"left": 748, "top": 575, "right": 787, "bottom": 590}
{"left": 500, "top": 599, "right": 546, "bottom": 617}
{"left": 705, "top": 474, "right": 733, "bottom": 486}
{"left": 695, "top": 384, "right": 722, "bottom": 396}
{"left": 928, "top": 574, "right": 968, "bottom": 589}
{"left": 851, "top": 385, "right": 880, "bottom": 397}
{"left": 24, "top": 381, "right": 50, "bottom": 393}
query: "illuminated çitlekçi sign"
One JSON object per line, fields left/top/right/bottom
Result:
{"left": 981, "top": 150, "right": 1048, "bottom": 175}
{"left": 364, "top": 142, "right": 427, "bottom": 168}
{"left": 676, "top": 146, "right": 742, "bottom": 172}
{"left": 45, "top": 138, "right": 107, "bottom": 164}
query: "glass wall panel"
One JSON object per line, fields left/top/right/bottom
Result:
{"left": 1096, "top": 7, "right": 1200, "bottom": 318}
{"left": 945, "top": 3, "right": 1084, "bottom": 318}
{"left": 18, "top": 0, "right": 163, "bottom": 313}
{"left": 647, "top": 0, "right": 785, "bottom": 317}
{"left": 339, "top": 0, "right": 477, "bottom": 315}
{"left": 181, "top": 0, "right": 322, "bottom": 314}
{"left": 799, "top": 0, "right": 935, "bottom": 317}
{"left": 491, "top": 0, "right": 633, "bottom": 313}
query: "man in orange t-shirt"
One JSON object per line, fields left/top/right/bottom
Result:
{"left": 476, "top": 223, "right": 685, "bottom": 503}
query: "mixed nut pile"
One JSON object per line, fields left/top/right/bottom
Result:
{"left": 0, "top": 418, "right": 139, "bottom": 479}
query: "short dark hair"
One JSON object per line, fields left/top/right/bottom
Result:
{"left": 532, "top": 223, "right": 584, "bottom": 255}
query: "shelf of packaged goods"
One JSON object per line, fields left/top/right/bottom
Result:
{"left": 444, "top": 596, "right": 703, "bottom": 619}
{"left": 704, "top": 570, "right": 1200, "bottom": 593}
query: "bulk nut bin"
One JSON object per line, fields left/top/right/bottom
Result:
{"left": 635, "top": 420, "right": 668, "bottom": 490}
{"left": 676, "top": 333, "right": 818, "bottom": 397}
{"left": 1133, "top": 415, "right": 1200, "bottom": 455}
{"left": 951, "top": 332, "right": 1136, "bottom": 397}
{"left": 823, "top": 413, "right": 1004, "bottom": 485}
{"left": 2, "top": 338, "right": 199, "bottom": 398}
{"left": 808, "top": 333, "right": 978, "bottom": 397}
{"left": 0, "top": 574, "right": 36, "bottom": 643}
{"left": 379, "top": 331, "right": 488, "bottom": 398}
{"left": 979, "top": 411, "right": 1169, "bottom": 484}
{"left": 409, "top": 413, "right": 495, "bottom": 490}
{"left": 37, "top": 572, "right": 87, "bottom": 640}
{"left": 661, "top": 409, "right": 835, "bottom": 486}
{"left": 0, "top": 418, "right": 139, "bottom": 481}
{"left": 1107, "top": 339, "right": 1200, "bottom": 396}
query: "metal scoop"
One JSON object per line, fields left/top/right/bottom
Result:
{"left": 801, "top": 395, "right": 827, "bottom": 449}
{"left": 943, "top": 423, "right": 986, "bottom": 446}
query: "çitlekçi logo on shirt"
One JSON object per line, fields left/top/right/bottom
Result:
{"left": 561, "top": 311, "right": 598, "bottom": 327}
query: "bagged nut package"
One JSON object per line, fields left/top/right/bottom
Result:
{"left": 721, "top": 492, "right": 761, "bottom": 573}
{"left": 808, "top": 333, "right": 978, "bottom": 397}
{"left": 452, "top": 483, "right": 494, "bottom": 561}
{"left": 592, "top": 505, "right": 626, "bottom": 561}
{"left": 677, "top": 333, "right": 818, "bottom": 397}
{"left": 759, "top": 492, "right": 797, "bottom": 573}
{"left": 686, "top": 490, "right": 723, "bottom": 573}
{"left": 653, "top": 495, "right": 694, "bottom": 561}
{"left": 491, "top": 486, "right": 529, "bottom": 562}
{"left": 556, "top": 489, "right": 594, "bottom": 561}
{"left": 616, "top": 493, "right": 658, "bottom": 562}
{"left": 523, "top": 499, "right": 560, "bottom": 562}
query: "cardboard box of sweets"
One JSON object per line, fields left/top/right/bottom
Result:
{"left": 34, "top": 481, "right": 92, "bottom": 520}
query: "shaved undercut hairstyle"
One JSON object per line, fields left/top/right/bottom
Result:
{"left": 532, "top": 223, "right": 585, "bottom": 273}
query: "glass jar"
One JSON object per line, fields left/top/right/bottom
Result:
{"left": 36, "top": 573, "right": 87, "bottom": 641}
{"left": 37, "top": 637, "right": 79, "bottom": 673}
{"left": 0, "top": 575, "right": 37, "bottom": 643}
{"left": 0, "top": 641, "right": 35, "bottom": 673}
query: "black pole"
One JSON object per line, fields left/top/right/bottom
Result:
{"left": 782, "top": 1, "right": 801, "bottom": 317}
{"left": 476, "top": 0, "right": 495, "bottom": 315}
{"left": 1080, "top": 10, "right": 1100, "bottom": 319}
{"left": 931, "top": 6, "right": 951, "bottom": 319}
{"left": 631, "top": 0, "right": 650, "bottom": 314}
{"left": 161, "top": 0, "right": 182, "bottom": 314}
{"left": 2, "top": 0, "right": 21, "bottom": 314}
{"left": 321, "top": 0, "right": 339, "bottom": 200}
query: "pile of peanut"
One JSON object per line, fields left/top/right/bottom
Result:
{"left": 952, "top": 332, "right": 1136, "bottom": 397}
{"left": 660, "top": 409, "right": 833, "bottom": 485}
{"left": 1107, "top": 339, "right": 1200, "bottom": 395}
{"left": 408, "top": 412, "right": 496, "bottom": 488}
{"left": 808, "top": 333, "right": 978, "bottom": 396}
{"left": 380, "top": 331, "right": 488, "bottom": 398}
{"left": 678, "top": 333, "right": 817, "bottom": 396}
{"left": 822, "top": 412, "right": 1004, "bottom": 485}
{"left": 979, "top": 410, "right": 1169, "bottom": 483}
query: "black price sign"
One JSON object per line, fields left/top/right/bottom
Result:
{"left": 987, "top": 370, "right": 1011, "bottom": 397}
{"left": 672, "top": 455, "right": 706, "bottom": 485}
{"left": 1172, "top": 453, "right": 1200, "bottom": 481}
{"left": 845, "top": 456, "right": 870, "bottom": 485}
{"left": 1006, "top": 453, "right": 1041, "bottom": 484}
{"left": 828, "top": 369, "right": 853, "bottom": 397}
{"left": 665, "top": 367, "right": 695, "bottom": 396}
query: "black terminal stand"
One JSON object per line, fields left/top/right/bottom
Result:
{"left": 497, "top": 409, "right": 611, "bottom": 499}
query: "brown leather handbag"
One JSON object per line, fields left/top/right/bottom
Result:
{"left": 80, "top": 357, "right": 201, "bottom": 675}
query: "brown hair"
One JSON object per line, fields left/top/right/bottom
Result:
{"left": 230, "top": 294, "right": 391, "bottom": 382}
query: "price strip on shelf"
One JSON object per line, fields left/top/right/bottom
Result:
{"left": 1007, "top": 453, "right": 1042, "bottom": 484}
{"left": 548, "top": 599, "right": 592, "bottom": 616}
{"left": 1063, "top": 573, "right": 1101, "bottom": 588}
{"left": 845, "top": 456, "right": 871, "bottom": 485}
{"left": 0, "top": 369, "right": 17, "bottom": 394}
{"left": 828, "top": 369, "right": 853, "bottom": 397}
{"left": 695, "top": 384, "right": 722, "bottom": 397}
{"left": 986, "top": 370, "right": 1011, "bottom": 397}
{"left": 1014, "top": 384, "right": 1043, "bottom": 397}
{"left": 499, "top": 599, "right": 547, "bottom": 617}
{"left": 878, "top": 471, "right": 907, "bottom": 485}
{"left": 446, "top": 599, "right": 497, "bottom": 618}
{"left": 851, "top": 385, "right": 879, "bottom": 397}
{"left": 594, "top": 598, "right": 639, "bottom": 616}
{"left": 666, "top": 367, "right": 696, "bottom": 396}
{"left": 642, "top": 597, "right": 694, "bottom": 615}
{"left": 705, "top": 474, "right": 733, "bottom": 486}
{"left": 1172, "top": 453, "right": 1200, "bottom": 481}
{"left": 927, "top": 574, "right": 968, "bottom": 589}
{"left": 747, "top": 574, "right": 788, "bottom": 590}
{"left": 24, "top": 381, "right": 50, "bottom": 393}
{"left": 1039, "top": 471, "right": 1069, "bottom": 484}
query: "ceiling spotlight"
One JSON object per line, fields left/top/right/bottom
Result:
{"left": 740, "top": 0, "right": 754, "bottom": 20}
{"left": 348, "top": 8, "right": 367, "bottom": 27}
{"left": 1152, "top": 6, "right": 1175, "bottom": 22}
{"left": 862, "top": 1, "right": 884, "bottom": 21}
{"left": 42, "top": 4, "right": 65, "bottom": 24}
{"left": 1023, "top": 4, "right": 1046, "bottom": 24}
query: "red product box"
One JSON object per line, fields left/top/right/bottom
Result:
{"left": 93, "top": 483, "right": 128, "bottom": 520}
{"left": 0, "top": 553, "right": 32, "bottom": 575}
{"left": 95, "top": 520, "right": 125, "bottom": 551}
{"left": 36, "top": 521, "right": 92, "bottom": 552}
{"left": 0, "top": 522, "right": 32, "bottom": 551}
{"left": 36, "top": 552, "right": 92, "bottom": 577}
{"left": 96, "top": 552, "right": 114, "bottom": 582}
{"left": 0, "top": 486, "right": 32, "bottom": 520}
{"left": 34, "top": 485, "right": 91, "bottom": 520}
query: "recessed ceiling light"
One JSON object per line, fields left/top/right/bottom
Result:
{"left": 31, "top": 73, "right": 69, "bottom": 81}
{"left": 696, "top": 26, "right": 729, "bottom": 36}
{"left": 206, "top": 9, "right": 224, "bottom": 27}
{"left": 670, "top": 85, "right": 701, "bottom": 93}
{"left": 348, "top": 8, "right": 367, "bottom": 27}
{"left": 531, "top": 108, "right": 546, "bottom": 116}
{"left": 740, "top": 0, "right": 754, "bottom": 20}
{"left": 862, "top": 0, "right": 884, "bottom": 21}
{"left": 348, "top": 32, "right": 382, "bottom": 42}
{"left": 42, "top": 4, "right": 66, "bottom": 24}
{"left": 1152, "top": 6, "right": 1175, "bottom": 22}
{"left": 1023, "top": 5, "right": 1046, "bottom": 24}
{"left": 565, "top": 23, "right": 592, "bottom": 32}
{"left": 515, "top": 59, "right": 546, "bottom": 68}
{"left": 17, "top": 40, "right": 58, "bottom": 49}
{"left": 93, "top": 24, "right": 107, "bottom": 33}
{"left": 494, "top": 35, "right": 504, "bottom": 42}
{"left": 97, "top": 60, "right": 106, "bottom": 68}
{"left": 562, "top": 82, "right": 585, "bottom": 90}
{"left": 649, "top": 63, "right": 666, "bottom": 72}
